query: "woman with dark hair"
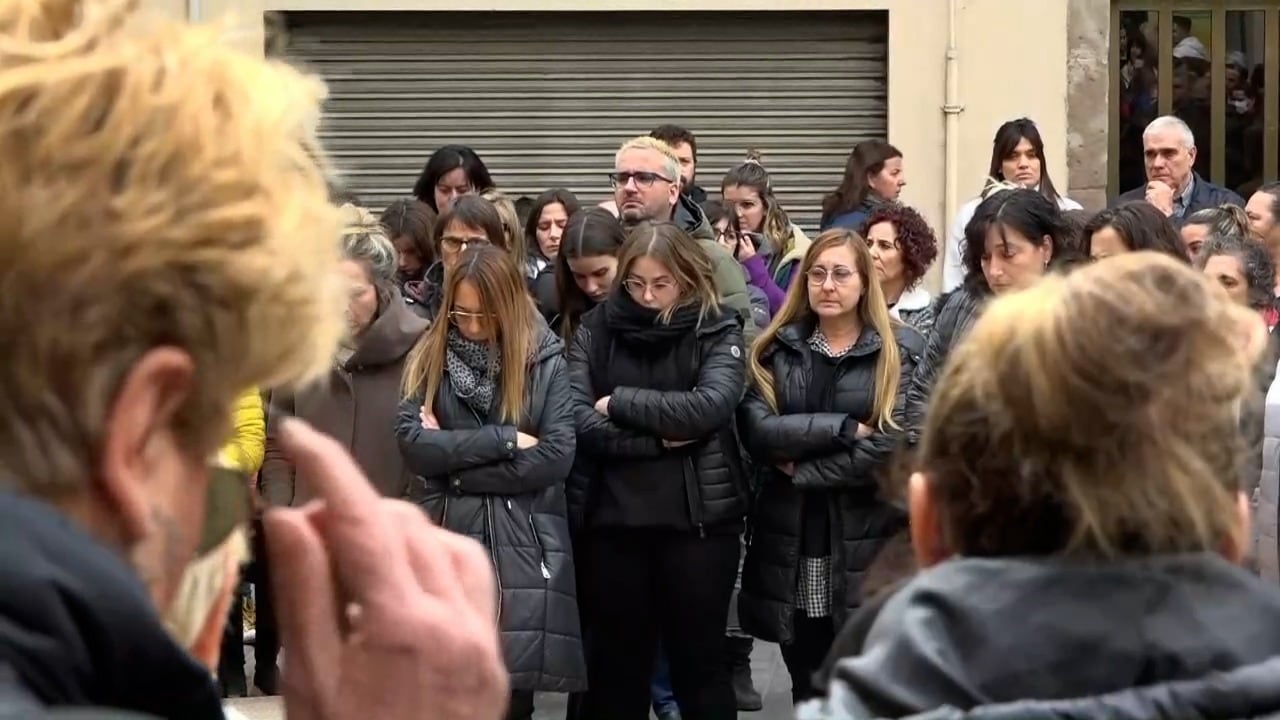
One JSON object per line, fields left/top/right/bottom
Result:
{"left": 1084, "top": 202, "right": 1188, "bottom": 263}
{"left": 943, "top": 118, "right": 1083, "bottom": 291}
{"left": 554, "top": 207, "right": 626, "bottom": 341}
{"left": 705, "top": 200, "right": 776, "bottom": 330}
{"left": 526, "top": 188, "right": 582, "bottom": 319}
{"left": 860, "top": 204, "right": 939, "bottom": 336}
{"left": 379, "top": 198, "right": 437, "bottom": 310}
{"left": 1182, "top": 204, "right": 1250, "bottom": 258}
{"left": 412, "top": 144, "right": 495, "bottom": 214}
{"left": 568, "top": 222, "right": 747, "bottom": 719}
{"left": 721, "top": 150, "right": 812, "bottom": 303}
{"left": 820, "top": 140, "right": 906, "bottom": 232}
{"left": 415, "top": 195, "right": 508, "bottom": 318}
{"left": 907, "top": 186, "right": 1077, "bottom": 436}
{"left": 397, "top": 245, "right": 585, "bottom": 719}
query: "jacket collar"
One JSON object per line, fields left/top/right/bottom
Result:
{"left": 890, "top": 286, "right": 932, "bottom": 318}
{"left": 345, "top": 286, "right": 430, "bottom": 370}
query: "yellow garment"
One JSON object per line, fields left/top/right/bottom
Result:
{"left": 218, "top": 389, "right": 265, "bottom": 474}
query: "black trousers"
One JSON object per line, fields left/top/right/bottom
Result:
{"left": 577, "top": 529, "right": 739, "bottom": 720}
{"left": 780, "top": 613, "right": 837, "bottom": 703}
{"left": 507, "top": 690, "right": 535, "bottom": 720}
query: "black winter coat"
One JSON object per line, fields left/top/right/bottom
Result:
{"left": 565, "top": 304, "right": 749, "bottom": 534}
{"left": 396, "top": 327, "right": 586, "bottom": 693}
{"left": 737, "top": 322, "right": 923, "bottom": 644}
{"left": 904, "top": 286, "right": 984, "bottom": 443}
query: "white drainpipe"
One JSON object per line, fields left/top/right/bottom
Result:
{"left": 943, "top": 0, "right": 965, "bottom": 238}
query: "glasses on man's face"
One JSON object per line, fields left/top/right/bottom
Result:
{"left": 609, "top": 171, "right": 674, "bottom": 190}
{"left": 440, "top": 235, "right": 490, "bottom": 253}
{"left": 807, "top": 266, "right": 857, "bottom": 287}
{"left": 622, "top": 277, "right": 676, "bottom": 295}
{"left": 448, "top": 309, "right": 494, "bottom": 326}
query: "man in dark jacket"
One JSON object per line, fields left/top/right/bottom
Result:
{"left": 1113, "top": 115, "right": 1244, "bottom": 222}
{"left": 650, "top": 124, "right": 709, "bottom": 206}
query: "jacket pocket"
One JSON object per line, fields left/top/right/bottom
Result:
{"left": 505, "top": 498, "right": 550, "bottom": 581}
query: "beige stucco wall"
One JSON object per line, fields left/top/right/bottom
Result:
{"left": 145, "top": 0, "right": 1076, "bottom": 292}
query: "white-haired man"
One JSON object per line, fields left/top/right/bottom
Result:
{"left": 1113, "top": 115, "right": 1243, "bottom": 221}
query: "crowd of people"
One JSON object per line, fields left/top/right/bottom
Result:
{"left": 6, "top": 2, "right": 1280, "bottom": 720}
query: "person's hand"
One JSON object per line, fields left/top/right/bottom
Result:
{"left": 265, "top": 418, "right": 508, "bottom": 720}
{"left": 1145, "top": 181, "right": 1175, "bottom": 216}
{"left": 776, "top": 462, "right": 796, "bottom": 476}
{"left": 662, "top": 439, "right": 697, "bottom": 448}
{"left": 594, "top": 395, "right": 612, "bottom": 417}
{"left": 856, "top": 423, "right": 874, "bottom": 439}
{"left": 737, "top": 234, "right": 758, "bottom": 260}
{"left": 420, "top": 406, "right": 440, "bottom": 430}
{"left": 516, "top": 432, "right": 539, "bottom": 449}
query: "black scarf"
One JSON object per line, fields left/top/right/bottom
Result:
{"left": 604, "top": 288, "right": 707, "bottom": 347}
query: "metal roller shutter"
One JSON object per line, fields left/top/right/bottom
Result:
{"left": 279, "top": 10, "right": 888, "bottom": 233}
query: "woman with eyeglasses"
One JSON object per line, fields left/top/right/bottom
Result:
{"left": 567, "top": 221, "right": 748, "bottom": 720}
{"left": 736, "top": 229, "right": 922, "bottom": 705}
{"left": 396, "top": 245, "right": 585, "bottom": 720}
{"left": 416, "top": 195, "right": 510, "bottom": 319}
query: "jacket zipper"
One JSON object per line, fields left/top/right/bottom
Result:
{"left": 518, "top": 499, "right": 551, "bottom": 580}
{"left": 683, "top": 456, "right": 706, "bottom": 538}
{"left": 485, "top": 496, "right": 503, "bottom": 623}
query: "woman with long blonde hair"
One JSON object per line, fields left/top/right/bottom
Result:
{"left": 396, "top": 245, "right": 585, "bottom": 719}
{"left": 737, "top": 228, "right": 923, "bottom": 704}
{"left": 566, "top": 221, "right": 748, "bottom": 719}
{"left": 810, "top": 253, "right": 1280, "bottom": 718}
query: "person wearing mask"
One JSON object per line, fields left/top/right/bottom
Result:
{"left": 553, "top": 208, "right": 627, "bottom": 342}
{"left": 0, "top": 1, "right": 508, "bottom": 716}
{"left": 526, "top": 188, "right": 581, "bottom": 320}
{"left": 860, "top": 205, "right": 939, "bottom": 337}
{"left": 215, "top": 389, "right": 267, "bottom": 698}
{"left": 738, "top": 229, "right": 921, "bottom": 705}
{"left": 1181, "top": 204, "right": 1250, "bottom": 258}
{"left": 819, "top": 141, "right": 905, "bottom": 232}
{"left": 611, "top": 135, "right": 757, "bottom": 341}
{"left": 397, "top": 245, "right": 584, "bottom": 720}
{"left": 651, "top": 124, "right": 707, "bottom": 205}
{"left": 567, "top": 222, "right": 748, "bottom": 720}
{"left": 942, "top": 118, "right": 1083, "bottom": 291}
{"left": 721, "top": 151, "right": 812, "bottom": 307}
{"left": 806, "top": 253, "right": 1280, "bottom": 719}
{"left": 1084, "top": 202, "right": 1189, "bottom": 262}
{"left": 413, "top": 144, "right": 496, "bottom": 214}
{"left": 906, "top": 186, "right": 1077, "bottom": 439}
{"left": 1113, "top": 115, "right": 1243, "bottom": 221}
{"left": 416, "top": 195, "right": 509, "bottom": 319}
{"left": 379, "top": 197, "right": 437, "bottom": 313}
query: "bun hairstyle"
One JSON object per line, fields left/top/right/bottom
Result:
{"left": 744, "top": 148, "right": 764, "bottom": 165}
{"left": 721, "top": 148, "right": 792, "bottom": 255}
{"left": 921, "top": 252, "right": 1264, "bottom": 560}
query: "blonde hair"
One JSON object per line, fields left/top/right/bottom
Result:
{"left": 748, "top": 229, "right": 901, "bottom": 429}
{"left": 339, "top": 203, "right": 396, "bottom": 288}
{"left": 401, "top": 245, "right": 537, "bottom": 423}
{"left": 0, "top": 0, "right": 343, "bottom": 495}
{"left": 616, "top": 135, "right": 681, "bottom": 185}
{"left": 480, "top": 188, "right": 527, "bottom": 272}
{"left": 921, "top": 252, "right": 1261, "bottom": 558}
{"left": 615, "top": 222, "right": 720, "bottom": 324}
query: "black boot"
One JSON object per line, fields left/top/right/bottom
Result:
{"left": 726, "top": 635, "right": 762, "bottom": 711}
{"left": 217, "top": 584, "right": 247, "bottom": 698}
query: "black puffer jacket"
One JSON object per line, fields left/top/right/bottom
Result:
{"left": 565, "top": 301, "right": 748, "bottom": 534}
{"left": 904, "top": 286, "right": 984, "bottom": 442}
{"left": 396, "top": 326, "right": 586, "bottom": 693}
{"left": 737, "top": 322, "right": 923, "bottom": 644}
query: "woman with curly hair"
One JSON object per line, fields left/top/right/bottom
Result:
{"left": 859, "top": 205, "right": 940, "bottom": 337}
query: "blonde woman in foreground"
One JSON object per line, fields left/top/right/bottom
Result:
{"left": 802, "top": 252, "right": 1280, "bottom": 719}
{"left": 0, "top": 0, "right": 507, "bottom": 718}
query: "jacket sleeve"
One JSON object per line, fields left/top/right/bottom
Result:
{"left": 567, "top": 324, "right": 663, "bottom": 459}
{"left": 219, "top": 388, "right": 265, "bottom": 475}
{"left": 702, "top": 239, "right": 758, "bottom": 345}
{"left": 449, "top": 355, "right": 577, "bottom": 495}
{"left": 792, "top": 334, "right": 920, "bottom": 490}
{"left": 395, "top": 396, "right": 520, "bottom": 476}
{"left": 608, "top": 325, "right": 746, "bottom": 441}
{"left": 905, "top": 293, "right": 968, "bottom": 444}
{"left": 260, "top": 389, "right": 295, "bottom": 507}
{"left": 737, "top": 385, "right": 851, "bottom": 464}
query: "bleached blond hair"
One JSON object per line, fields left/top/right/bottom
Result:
{"left": 615, "top": 135, "right": 681, "bottom": 184}
{"left": 0, "top": 0, "right": 344, "bottom": 494}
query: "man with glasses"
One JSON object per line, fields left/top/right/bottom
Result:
{"left": 610, "top": 136, "right": 758, "bottom": 341}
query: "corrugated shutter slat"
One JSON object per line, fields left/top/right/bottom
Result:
{"left": 281, "top": 10, "right": 888, "bottom": 233}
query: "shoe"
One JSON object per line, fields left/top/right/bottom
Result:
{"left": 253, "top": 663, "right": 279, "bottom": 696}
{"left": 727, "top": 635, "right": 763, "bottom": 711}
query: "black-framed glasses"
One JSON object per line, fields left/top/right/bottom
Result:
{"left": 440, "top": 235, "right": 491, "bottom": 253}
{"left": 806, "top": 266, "right": 856, "bottom": 287}
{"left": 608, "top": 171, "right": 674, "bottom": 189}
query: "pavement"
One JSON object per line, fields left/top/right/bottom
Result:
{"left": 227, "top": 640, "right": 797, "bottom": 720}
